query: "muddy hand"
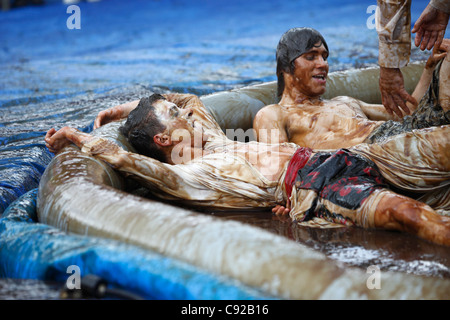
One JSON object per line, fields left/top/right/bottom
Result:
{"left": 379, "top": 67, "right": 417, "bottom": 118}
{"left": 425, "top": 39, "right": 449, "bottom": 70}
{"left": 45, "top": 127, "right": 71, "bottom": 153}
{"left": 272, "top": 198, "right": 291, "bottom": 217}
{"left": 412, "top": 4, "right": 449, "bottom": 51}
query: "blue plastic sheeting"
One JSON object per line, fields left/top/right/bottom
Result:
{"left": 0, "top": 189, "right": 274, "bottom": 300}
{"left": 0, "top": 123, "right": 92, "bottom": 214}
{"left": 0, "top": 144, "right": 53, "bottom": 213}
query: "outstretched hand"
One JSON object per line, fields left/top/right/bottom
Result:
{"left": 412, "top": 4, "right": 449, "bottom": 51}
{"left": 425, "top": 39, "right": 449, "bottom": 70}
{"left": 379, "top": 67, "right": 417, "bottom": 118}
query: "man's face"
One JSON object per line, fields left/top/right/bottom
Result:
{"left": 152, "top": 99, "right": 205, "bottom": 147}
{"left": 153, "top": 99, "right": 193, "bottom": 130}
{"left": 291, "top": 42, "right": 329, "bottom": 98}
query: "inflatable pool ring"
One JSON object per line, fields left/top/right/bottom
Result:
{"left": 37, "top": 62, "right": 450, "bottom": 299}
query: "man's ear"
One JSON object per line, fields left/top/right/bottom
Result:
{"left": 283, "top": 71, "right": 294, "bottom": 83}
{"left": 153, "top": 133, "right": 172, "bottom": 147}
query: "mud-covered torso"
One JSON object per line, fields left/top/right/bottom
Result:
{"left": 282, "top": 97, "right": 382, "bottom": 150}
{"left": 205, "top": 138, "right": 297, "bottom": 182}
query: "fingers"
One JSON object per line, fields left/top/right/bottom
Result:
{"left": 419, "top": 30, "right": 441, "bottom": 51}
{"left": 439, "top": 38, "right": 450, "bottom": 52}
{"left": 45, "top": 128, "right": 57, "bottom": 153}
{"left": 414, "top": 27, "right": 424, "bottom": 47}
{"left": 381, "top": 91, "right": 395, "bottom": 117}
{"left": 381, "top": 90, "right": 408, "bottom": 118}
{"left": 45, "top": 128, "right": 56, "bottom": 140}
{"left": 399, "top": 89, "right": 417, "bottom": 112}
{"left": 392, "top": 94, "right": 409, "bottom": 116}
{"left": 413, "top": 21, "right": 446, "bottom": 51}
{"left": 426, "top": 45, "right": 448, "bottom": 69}
{"left": 428, "top": 30, "right": 440, "bottom": 51}
{"left": 381, "top": 90, "right": 415, "bottom": 118}
{"left": 379, "top": 68, "right": 415, "bottom": 117}
{"left": 93, "top": 111, "right": 105, "bottom": 130}
{"left": 435, "top": 52, "right": 448, "bottom": 61}
{"left": 272, "top": 205, "right": 290, "bottom": 217}
{"left": 93, "top": 109, "right": 116, "bottom": 130}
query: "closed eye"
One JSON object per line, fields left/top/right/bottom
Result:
{"left": 169, "top": 106, "right": 179, "bottom": 117}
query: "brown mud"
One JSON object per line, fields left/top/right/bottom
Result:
{"left": 210, "top": 209, "right": 450, "bottom": 279}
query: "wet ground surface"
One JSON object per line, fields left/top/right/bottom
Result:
{"left": 0, "top": 278, "right": 62, "bottom": 300}
{"left": 213, "top": 210, "right": 450, "bottom": 279}
{"left": 2, "top": 211, "right": 448, "bottom": 300}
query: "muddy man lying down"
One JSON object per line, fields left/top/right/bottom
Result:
{"left": 45, "top": 92, "right": 450, "bottom": 246}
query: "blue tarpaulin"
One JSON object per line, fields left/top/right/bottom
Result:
{"left": 0, "top": 189, "right": 273, "bottom": 299}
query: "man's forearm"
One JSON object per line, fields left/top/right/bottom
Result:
{"left": 119, "top": 100, "right": 140, "bottom": 118}
{"left": 64, "top": 127, "right": 95, "bottom": 149}
{"left": 163, "top": 93, "right": 202, "bottom": 110}
{"left": 377, "top": 0, "right": 411, "bottom": 68}
{"left": 430, "top": 0, "right": 450, "bottom": 14}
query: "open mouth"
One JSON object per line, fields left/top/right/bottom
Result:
{"left": 312, "top": 74, "right": 326, "bottom": 81}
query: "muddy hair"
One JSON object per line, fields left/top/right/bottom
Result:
{"left": 276, "top": 27, "right": 329, "bottom": 98}
{"left": 120, "top": 93, "right": 168, "bottom": 163}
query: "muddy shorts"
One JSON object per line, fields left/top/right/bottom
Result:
{"left": 286, "top": 147, "right": 387, "bottom": 226}
{"left": 366, "top": 60, "right": 450, "bottom": 144}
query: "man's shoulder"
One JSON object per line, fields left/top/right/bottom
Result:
{"left": 253, "top": 103, "right": 285, "bottom": 129}
{"left": 330, "top": 95, "right": 359, "bottom": 103}
{"left": 257, "top": 103, "right": 282, "bottom": 115}
{"left": 255, "top": 103, "right": 284, "bottom": 120}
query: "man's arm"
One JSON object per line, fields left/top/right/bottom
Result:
{"left": 45, "top": 127, "right": 96, "bottom": 153}
{"left": 94, "top": 100, "right": 139, "bottom": 129}
{"left": 410, "top": 42, "right": 448, "bottom": 104}
{"left": 412, "top": 1, "right": 449, "bottom": 51}
{"left": 93, "top": 93, "right": 201, "bottom": 130}
{"left": 377, "top": 0, "right": 412, "bottom": 70}
{"left": 94, "top": 92, "right": 221, "bottom": 133}
{"left": 359, "top": 43, "right": 448, "bottom": 119}
{"left": 253, "top": 105, "right": 289, "bottom": 144}
{"left": 93, "top": 93, "right": 205, "bottom": 130}
{"left": 377, "top": 0, "right": 417, "bottom": 117}
{"left": 46, "top": 126, "right": 187, "bottom": 195}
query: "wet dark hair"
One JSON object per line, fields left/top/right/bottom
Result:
{"left": 276, "top": 27, "right": 329, "bottom": 97}
{"left": 120, "top": 93, "right": 168, "bottom": 163}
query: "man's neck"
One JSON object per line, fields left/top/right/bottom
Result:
{"left": 279, "top": 89, "right": 322, "bottom": 107}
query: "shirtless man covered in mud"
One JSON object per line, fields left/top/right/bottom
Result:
{"left": 253, "top": 28, "right": 450, "bottom": 216}
{"left": 253, "top": 28, "right": 449, "bottom": 149}
{"left": 45, "top": 93, "right": 450, "bottom": 246}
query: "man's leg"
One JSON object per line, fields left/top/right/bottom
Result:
{"left": 361, "top": 189, "right": 450, "bottom": 246}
